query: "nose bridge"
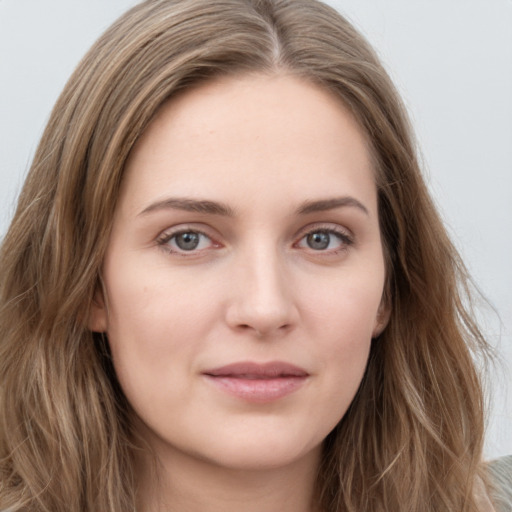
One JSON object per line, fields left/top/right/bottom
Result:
{"left": 226, "top": 238, "right": 297, "bottom": 336}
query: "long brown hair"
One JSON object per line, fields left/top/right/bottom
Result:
{"left": 0, "top": 0, "right": 491, "bottom": 510}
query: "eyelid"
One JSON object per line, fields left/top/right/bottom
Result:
{"left": 295, "top": 222, "right": 353, "bottom": 239}
{"left": 156, "top": 224, "right": 222, "bottom": 256}
{"left": 154, "top": 222, "right": 354, "bottom": 257}
{"left": 293, "top": 223, "right": 354, "bottom": 251}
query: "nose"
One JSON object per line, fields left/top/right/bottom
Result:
{"left": 225, "top": 246, "right": 299, "bottom": 338}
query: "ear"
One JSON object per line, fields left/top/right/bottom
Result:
{"left": 372, "top": 300, "right": 391, "bottom": 339}
{"left": 88, "top": 285, "right": 108, "bottom": 333}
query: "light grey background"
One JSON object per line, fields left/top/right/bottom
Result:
{"left": 1, "top": 0, "right": 511, "bottom": 458}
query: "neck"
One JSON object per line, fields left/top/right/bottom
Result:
{"left": 136, "top": 441, "right": 322, "bottom": 512}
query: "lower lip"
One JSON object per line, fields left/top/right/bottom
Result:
{"left": 204, "top": 375, "right": 308, "bottom": 403}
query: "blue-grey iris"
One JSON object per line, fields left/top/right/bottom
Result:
{"left": 307, "top": 232, "right": 330, "bottom": 250}
{"left": 176, "top": 232, "right": 200, "bottom": 250}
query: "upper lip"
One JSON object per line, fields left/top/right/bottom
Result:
{"left": 203, "top": 361, "right": 309, "bottom": 379}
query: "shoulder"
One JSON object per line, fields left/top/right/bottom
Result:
{"left": 487, "top": 455, "right": 512, "bottom": 512}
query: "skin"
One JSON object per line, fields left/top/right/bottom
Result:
{"left": 90, "top": 73, "right": 389, "bottom": 512}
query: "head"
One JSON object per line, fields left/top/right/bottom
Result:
{"left": 0, "top": 1, "right": 487, "bottom": 511}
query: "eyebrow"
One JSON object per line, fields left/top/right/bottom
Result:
{"left": 139, "top": 197, "right": 236, "bottom": 217}
{"left": 138, "top": 195, "right": 369, "bottom": 217}
{"left": 296, "top": 197, "right": 369, "bottom": 216}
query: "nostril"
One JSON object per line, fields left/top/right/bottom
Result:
{"left": 235, "top": 321, "right": 292, "bottom": 337}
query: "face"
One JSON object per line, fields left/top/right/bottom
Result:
{"left": 90, "top": 73, "right": 389, "bottom": 472}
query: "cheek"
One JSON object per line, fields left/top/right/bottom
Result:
{"left": 302, "top": 266, "right": 385, "bottom": 344}
{"left": 315, "top": 302, "right": 373, "bottom": 398}
{"left": 105, "top": 249, "right": 217, "bottom": 338}
{"left": 102, "top": 258, "right": 220, "bottom": 402}
{"left": 298, "top": 267, "right": 384, "bottom": 405}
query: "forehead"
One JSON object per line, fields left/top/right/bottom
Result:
{"left": 120, "top": 72, "right": 377, "bottom": 217}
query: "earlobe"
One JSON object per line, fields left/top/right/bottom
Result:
{"left": 372, "top": 301, "right": 391, "bottom": 338}
{"left": 88, "top": 286, "right": 108, "bottom": 333}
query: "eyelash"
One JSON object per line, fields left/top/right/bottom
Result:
{"left": 156, "top": 227, "right": 218, "bottom": 256}
{"left": 294, "top": 225, "right": 354, "bottom": 254}
{"left": 156, "top": 224, "right": 354, "bottom": 256}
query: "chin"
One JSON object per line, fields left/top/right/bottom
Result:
{"left": 202, "top": 441, "right": 322, "bottom": 473}
{"left": 184, "top": 422, "right": 327, "bottom": 473}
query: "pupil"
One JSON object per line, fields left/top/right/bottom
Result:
{"left": 176, "top": 232, "right": 200, "bottom": 250}
{"left": 307, "top": 232, "right": 330, "bottom": 250}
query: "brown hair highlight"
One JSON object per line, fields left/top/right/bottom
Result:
{"left": 0, "top": 1, "right": 491, "bottom": 510}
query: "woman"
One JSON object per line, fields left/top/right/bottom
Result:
{"left": 0, "top": 0, "right": 506, "bottom": 510}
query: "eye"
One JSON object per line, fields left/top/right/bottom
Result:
{"left": 296, "top": 228, "right": 352, "bottom": 252}
{"left": 157, "top": 229, "right": 216, "bottom": 254}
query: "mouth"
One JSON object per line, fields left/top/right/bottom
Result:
{"left": 202, "top": 361, "right": 309, "bottom": 403}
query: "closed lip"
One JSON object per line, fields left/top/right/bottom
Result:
{"left": 202, "top": 361, "right": 309, "bottom": 403}
{"left": 202, "top": 361, "right": 309, "bottom": 379}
